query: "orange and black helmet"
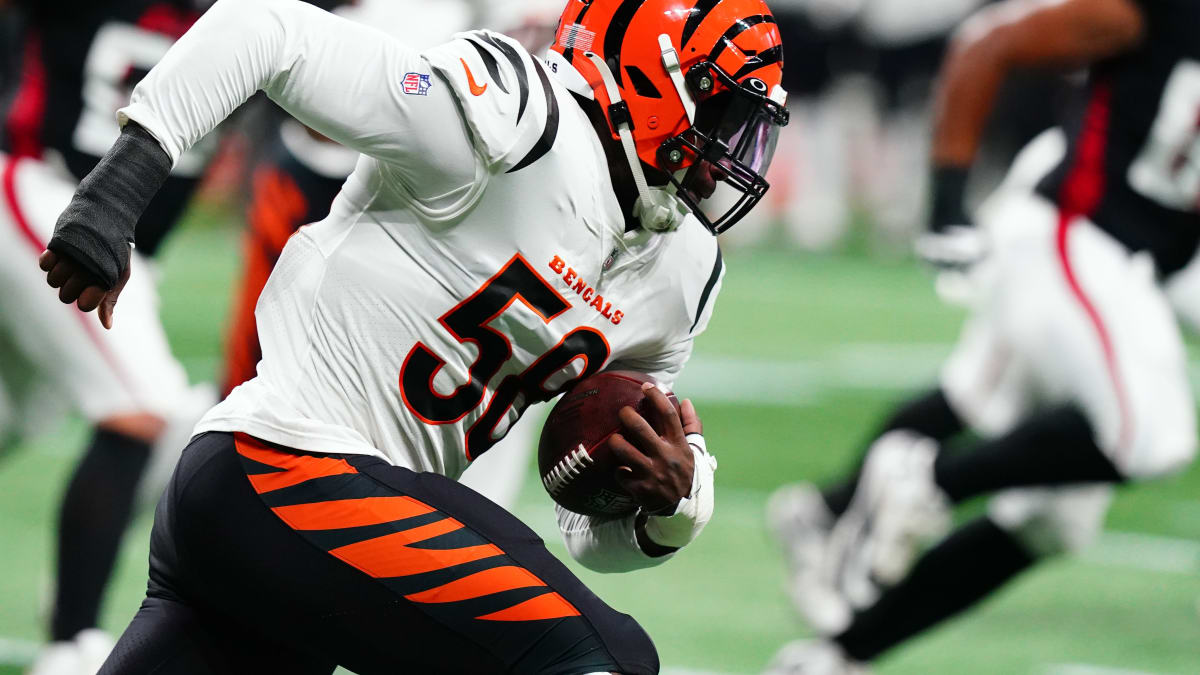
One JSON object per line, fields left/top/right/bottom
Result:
{"left": 547, "top": 0, "right": 789, "bottom": 233}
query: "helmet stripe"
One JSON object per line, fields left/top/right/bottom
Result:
{"left": 706, "top": 15, "right": 777, "bottom": 65}
{"left": 573, "top": 0, "right": 598, "bottom": 25}
{"left": 731, "top": 44, "right": 783, "bottom": 81}
{"left": 508, "top": 58, "right": 561, "bottom": 173}
{"left": 602, "top": 0, "right": 646, "bottom": 87}
{"left": 681, "top": 0, "right": 721, "bottom": 48}
{"left": 563, "top": 0, "right": 597, "bottom": 64}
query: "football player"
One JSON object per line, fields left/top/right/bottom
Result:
{"left": 767, "top": 0, "right": 1200, "bottom": 670}
{"left": 0, "top": 2, "right": 217, "bottom": 672}
{"left": 39, "top": 0, "right": 789, "bottom": 671}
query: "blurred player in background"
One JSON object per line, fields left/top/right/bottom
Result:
{"left": 727, "top": 0, "right": 988, "bottom": 252}
{"left": 0, "top": 5, "right": 18, "bottom": 100}
{"left": 0, "top": 2, "right": 219, "bottom": 672}
{"left": 768, "top": 0, "right": 1200, "bottom": 670}
{"left": 38, "top": 0, "right": 788, "bottom": 670}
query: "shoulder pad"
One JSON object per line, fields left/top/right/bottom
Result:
{"left": 424, "top": 31, "right": 563, "bottom": 173}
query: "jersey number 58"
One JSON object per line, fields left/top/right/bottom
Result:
{"left": 399, "top": 254, "right": 610, "bottom": 460}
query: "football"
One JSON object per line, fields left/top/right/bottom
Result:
{"left": 538, "top": 370, "right": 681, "bottom": 518}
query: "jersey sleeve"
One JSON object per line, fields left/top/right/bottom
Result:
{"left": 117, "top": 0, "right": 477, "bottom": 197}
{"left": 422, "top": 30, "right": 564, "bottom": 173}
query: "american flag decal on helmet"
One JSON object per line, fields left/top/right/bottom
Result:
{"left": 557, "top": 23, "right": 596, "bottom": 52}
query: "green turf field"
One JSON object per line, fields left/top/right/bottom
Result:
{"left": 2, "top": 213, "right": 1198, "bottom": 674}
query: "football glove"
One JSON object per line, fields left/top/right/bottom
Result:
{"left": 914, "top": 225, "right": 988, "bottom": 271}
{"left": 919, "top": 164, "right": 987, "bottom": 270}
{"left": 48, "top": 122, "right": 171, "bottom": 290}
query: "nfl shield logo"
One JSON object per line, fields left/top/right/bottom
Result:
{"left": 402, "top": 72, "right": 432, "bottom": 96}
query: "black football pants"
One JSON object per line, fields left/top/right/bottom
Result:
{"left": 99, "top": 432, "right": 657, "bottom": 674}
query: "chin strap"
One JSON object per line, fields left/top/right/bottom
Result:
{"left": 583, "top": 51, "right": 689, "bottom": 233}
{"left": 658, "top": 34, "right": 696, "bottom": 124}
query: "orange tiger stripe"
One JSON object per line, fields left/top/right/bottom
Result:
{"left": 244, "top": 456, "right": 358, "bottom": 494}
{"left": 331, "top": 540, "right": 504, "bottom": 578}
{"left": 385, "top": 517, "right": 462, "bottom": 545}
{"left": 404, "top": 566, "right": 545, "bottom": 604}
{"left": 233, "top": 433, "right": 294, "bottom": 468}
{"left": 475, "top": 592, "right": 580, "bottom": 622}
{"left": 271, "top": 496, "right": 436, "bottom": 531}
{"left": 234, "top": 434, "right": 358, "bottom": 494}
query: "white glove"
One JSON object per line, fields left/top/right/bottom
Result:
{"left": 914, "top": 225, "right": 989, "bottom": 271}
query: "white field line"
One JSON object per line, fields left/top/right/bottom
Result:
{"left": 1080, "top": 531, "right": 1200, "bottom": 574}
{"left": 675, "top": 346, "right": 1200, "bottom": 403}
{"left": 675, "top": 342, "right": 948, "bottom": 403}
{"left": 1041, "top": 664, "right": 1167, "bottom": 675}
{"left": 0, "top": 636, "right": 39, "bottom": 667}
{"left": 181, "top": 343, "right": 1200, "bottom": 406}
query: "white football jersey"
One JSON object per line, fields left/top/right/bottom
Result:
{"left": 120, "top": 0, "right": 723, "bottom": 482}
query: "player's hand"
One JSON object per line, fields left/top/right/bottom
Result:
{"left": 680, "top": 398, "right": 702, "bottom": 436}
{"left": 39, "top": 247, "right": 130, "bottom": 330}
{"left": 607, "top": 382, "right": 698, "bottom": 514}
{"left": 914, "top": 225, "right": 988, "bottom": 271}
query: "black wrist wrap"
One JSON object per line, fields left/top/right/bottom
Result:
{"left": 929, "top": 166, "right": 970, "bottom": 233}
{"left": 47, "top": 123, "right": 172, "bottom": 289}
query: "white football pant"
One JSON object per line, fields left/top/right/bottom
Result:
{"left": 939, "top": 131, "right": 1197, "bottom": 554}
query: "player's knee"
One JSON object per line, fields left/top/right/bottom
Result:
{"left": 604, "top": 614, "right": 659, "bottom": 675}
{"left": 534, "top": 609, "right": 657, "bottom": 674}
{"left": 1145, "top": 430, "right": 1196, "bottom": 478}
{"left": 565, "top": 612, "right": 657, "bottom": 675}
{"left": 1119, "top": 414, "right": 1197, "bottom": 480}
{"left": 1001, "top": 509, "right": 1104, "bottom": 557}
{"left": 990, "top": 487, "right": 1112, "bottom": 557}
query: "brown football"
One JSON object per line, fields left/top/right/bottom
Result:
{"left": 538, "top": 370, "right": 680, "bottom": 518}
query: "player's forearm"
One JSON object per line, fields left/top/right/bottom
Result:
{"left": 931, "top": 36, "right": 1010, "bottom": 171}
{"left": 927, "top": 38, "right": 1009, "bottom": 229}
{"left": 119, "top": 0, "right": 411, "bottom": 164}
{"left": 933, "top": 0, "right": 1146, "bottom": 171}
{"left": 556, "top": 441, "right": 716, "bottom": 573}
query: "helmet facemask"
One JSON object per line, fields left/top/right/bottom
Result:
{"left": 582, "top": 42, "right": 788, "bottom": 235}
{"left": 657, "top": 62, "right": 789, "bottom": 234}
{"left": 550, "top": 0, "right": 789, "bottom": 235}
